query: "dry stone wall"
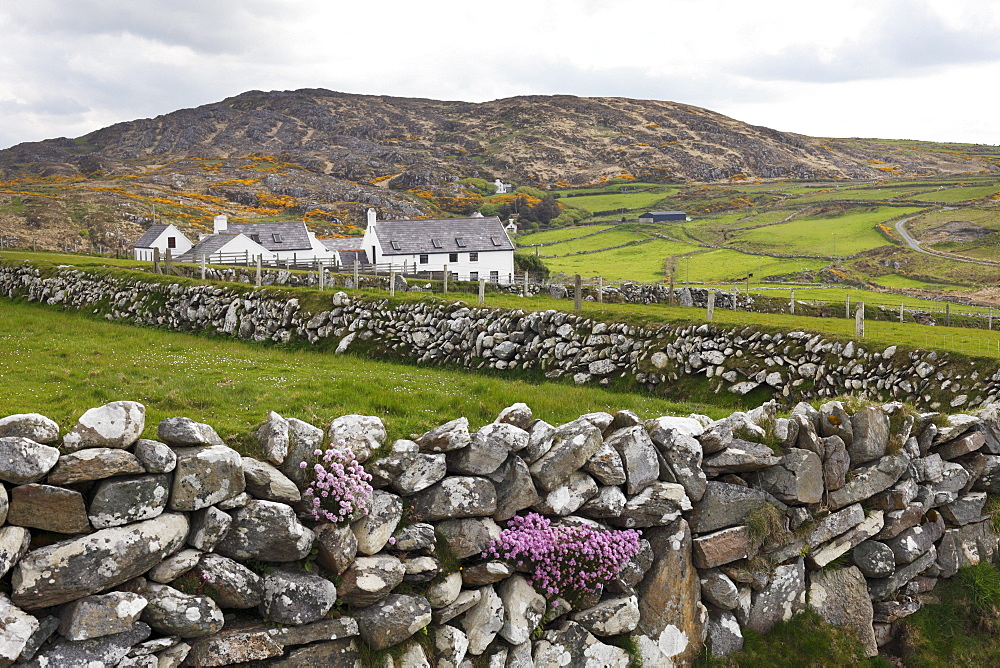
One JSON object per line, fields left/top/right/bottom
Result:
{"left": 0, "top": 398, "right": 997, "bottom": 665}
{"left": 2, "top": 263, "right": 998, "bottom": 411}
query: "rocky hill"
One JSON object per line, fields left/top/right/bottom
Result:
{"left": 1, "top": 89, "right": 999, "bottom": 250}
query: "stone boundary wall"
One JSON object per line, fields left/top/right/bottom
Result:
{"left": 0, "top": 398, "right": 998, "bottom": 665}
{"left": 2, "top": 263, "right": 998, "bottom": 411}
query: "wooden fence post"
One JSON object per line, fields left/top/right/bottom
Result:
{"left": 153, "top": 247, "right": 161, "bottom": 274}
{"left": 443, "top": 265, "right": 449, "bottom": 294}
{"left": 389, "top": 270, "right": 396, "bottom": 297}
{"left": 706, "top": 292, "right": 715, "bottom": 322}
{"left": 900, "top": 303, "right": 904, "bottom": 323}
{"left": 200, "top": 255, "right": 206, "bottom": 280}
{"left": 846, "top": 295, "right": 851, "bottom": 319}
{"left": 946, "top": 303, "right": 951, "bottom": 327}
{"left": 319, "top": 263, "right": 325, "bottom": 291}
{"left": 597, "top": 277, "right": 603, "bottom": 303}
{"left": 255, "top": 256, "right": 262, "bottom": 287}
{"left": 523, "top": 270, "right": 529, "bottom": 298}
{"left": 990, "top": 307, "right": 993, "bottom": 331}
{"left": 478, "top": 279, "right": 486, "bottom": 305}
{"left": 354, "top": 261, "right": 359, "bottom": 289}
{"left": 856, "top": 302, "right": 865, "bottom": 338}
{"left": 574, "top": 274, "right": 582, "bottom": 311}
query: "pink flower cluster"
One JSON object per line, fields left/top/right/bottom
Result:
{"left": 300, "top": 443, "right": 373, "bottom": 524}
{"left": 483, "top": 513, "right": 642, "bottom": 606}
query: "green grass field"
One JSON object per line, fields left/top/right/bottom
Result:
{"left": 557, "top": 188, "right": 677, "bottom": 213}
{"left": 540, "top": 238, "right": 697, "bottom": 280}
{"left": 0, "top": 299, "right": 720, "bottom": 448}
{"left": 516, "top": 225, "right": 613, "bottom": 245}
{"left": 537, "top": 229, "right": 650, "bottom": 255}
{"left": 912, "top": 185, "right": 1000, "bottom": 203}
{"left": 731, "top": 207, "right": 922, "bottom": 256}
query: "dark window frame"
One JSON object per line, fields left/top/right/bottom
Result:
{"left": 469, "top": 252, "right": 479, "bottom": 262}
{"left": 449, "top": 252, "right": 458, "bottom": 263}
{"left": 419, "top": 254, "right": 428, "bottom": 264}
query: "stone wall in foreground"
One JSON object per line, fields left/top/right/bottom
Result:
{"left": 0, "top": 397, "right": 998, "bottom": 665}
{"left": 2, "top": 262, "right": 998, "bottom": 411}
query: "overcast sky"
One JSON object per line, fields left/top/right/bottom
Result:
{"left": 1, "top": 0, "right": 998, "bottom": 150}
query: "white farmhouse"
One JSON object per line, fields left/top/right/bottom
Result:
{"left": 132, "top": 224, "right": 192, "bottom": 261}
{"left": 361, "top": 209, "right": 515, "bottom": 283}
{"left": 176, "top": 232, "right": 274, "bottom": 264}
{"left": 214, "top": 215, "right": 335, "bottom": 264}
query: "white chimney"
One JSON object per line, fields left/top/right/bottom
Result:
{"left": 366, "top": 208, "right": 377, "bottom": 227}
{"left": 213, "top": 215, "right": 228, "bottom": 233}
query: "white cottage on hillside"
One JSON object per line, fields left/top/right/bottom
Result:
{"left": 176, "top": 232, "right": 274, "bottom": 264}
{"left": 212, "top": 216, "right": 335, "bottom": 264}
{"left": 132, "top": 224, "right": 193, "bottom": 260}
{"left": 361, "top": 209, "right": 515, "bottom": 283}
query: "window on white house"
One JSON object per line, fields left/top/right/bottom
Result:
{"left": 449, "top": 253, "right": 458, "bottom": 263}
{"left": 490, "top": 271, "right": 499, "bottom": 282}
{"left": 390, "top": 240, "right": 400, "bottom": 250}
{"left": 470, "top": 271, "right": 479, "bottom": 281}
{"left": 272, "top": 233, "right": 283, "bottom": 243}
{"left": 469, "top": 252, "right": 479, "bottom": 261}
{"left": 250, "top": 234, "right": 261, "bottom": 243}
{"left": 167, "top": 237, "right": 176, "bottom": 249}
{"left": 455, "top": 237, "right": 467, "bottom": 247}
{"left": 419, "top": 254, "right": 428, "bottom": 264}
{"left": 432, "top": 239, "right": 442, "bottom": 248}
{"left": 490, "top": 236, "right": 502, "bottom": 246}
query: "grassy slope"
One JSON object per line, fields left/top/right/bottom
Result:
{"left": 0, "top": 299, "right": 727, "bottom": 449}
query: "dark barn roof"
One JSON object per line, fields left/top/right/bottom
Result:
{"left": 228, "top": 222, "right": 312, "bottom": 251}
{"left": 321, "top": 237, "right": 364, "bottom": 252}
{"left": 373, "top": 217, "right": 514, "bottom": 256}
{"left": 133, "top": 224, "right": 171, "bottom": 248}
{"left": 176, "top": 234, "right": 244, "bottom": 261}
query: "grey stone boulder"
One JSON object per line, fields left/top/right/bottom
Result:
{"left": 195, "top": 552, "right": 264, "bottom": 609}
{"left": 22, "top": 621, "right": 150, "bottom": 668}
{"left": 533, "top": 471, "right": 599, "bottom": 516}
{"left": 141, "top": 583, "right": 224, "bottom": 638}
{"left": 941, "top": 491, "right": 988, "bottom": 526}
{"left": 808, "top": 566, "right": 877, "bottom": 657}
{"left": 487, "top": 455, "right": 539, "bottom": 521}
{"left": 497, "top": 575, "right": 546, "bottom": 645}
{"left": 367, "top": 439, "right": 419, "bottom": 488}
{"left": 241, "top": 457, "right": 301, "bottom": 503}
{"left": 157, "top": 417, "right": 225, "bottom": 447}
{"left": 352, "top": 489, "right": 402, "bottom": 555}
{"left": 693, "top": 526, "right": 750, "bottom": 569}
{"left": 184, "top": 627, "right": 283, "bottom": 666}
{"left": 583, "top": 442, "right": 627, "bottom": 486}
{"left": 8, "top": 483, "right": 90, "bottom": 534}
{"left": 12, "top": 512, "right": 189, "bottom": 609}
{"left": 819, "top": 401, "right": 853, "bottom": 446}
{"left": 410, "top": 476, "right": 497, "bottom": 521}
{"left": 869, "top": 546, "right": 937, "bottom": 600}
{"left": 460, "top": 585, "right": 505, "bottom": 655}
{"left": 850, "top": 407, "right": 890, "bottom": 466}
{"left": 703, "top": 439, "right": 780, "bottom": 476}
{"left": 338, "top": 555, "right": 406, "bottom": 607}
{"left": 328, "top": 414, "right": 386, "bottom": 463}
{"left": 254, "top": 411, "right": 289, "bottom": 465}
{"left": 169, "top": 445, "right": 245, "bottom": 512}
{"left": 937, "top": 430, "right": 986, "bottom": 460}
{"left": 215, "top": 500, "right": 314, "bottom": 562}
{"left": 391, "top": 453, "right": 447, "bottom": 495}
{"left": 754, "top": 448, "right": 823, "bottom": 505}
{"left": 434, "top": 624, "right": 469, "bottom": 668}
{"left": 58, "top": 591, "right": 147, "bottom": 641}
{"left": 580, "top": 485, "right": 627, "bottom": 519}
{"left": 48, "top": 448, "right": 145, "bottom": 485}
{"left": 426, "top": 571, "right": 463, "bottom": 609}
{"left": 853, "top": 540, "right": 896, "bottom": 579}
{"left": 611, "top": 481, "right": 691, "bottom": 528}
{"left": 700, "top": 570, "right": 740, "bottom": 610}
{"left": 822, "top": 435, "right": 850, "bottom": 491}
{"left": 689, "top": 482, "right": 784, "bottom": 534}
{"left": 389, "top": 522, "right": 436, "bottom": 553}
{"left": 148, "top": 548, "right": 202, "bottom": 584}
{"left": 436, "top": 517, "right": 501, "bottom": 560}
{"left": 828, "top": 452, "right": 910, "bottom": 510}
{"left": 259, "top": 567, "right": 338, "bottom": 625}
{"left": 0, "top": 413, "right": 59, "bottom": 443}
{"left": 808, "top": 511, "right": 885, "bottom": 569}
{"left": 271, "top": 639, "right": 357, "bottom": 668}
{"left": 433, "top": 589, "right": 481, "bottom": 624}
{"left": 133, "top": 439, "right": 177, "bottom": 474}
{"left": 314, "top": 523, "right": 357, "bottom": 575}
{"left": 0, "top": 594, "right": 39, "bottom": 664}
{"left": 0, "top": 526, "right": 30, "bottom": 579}
{"left": 529, "top": 418, "right": 604, "bottom": 492}
{"left": 571, "top": 595, "right": 640, "bottom": 636}
{"left": 606, "top": 425, "right": 660, "bottom": 496}
{"left": 648, "top": 423, "right": 706, "bottom": 502}
{"left": 187, "top": 506, "right": 232, "bottom": 552}
{"left": 262, "top": 616, "right": 359, "bottom": 649}
{"left": 706, "top": 610, "right": 743, "bottom": 658}
{"left": 496, "top": 403, "right": 533, "bottom": 430}
{"left": 62, "top": 401, "right": 145, "bottom": 452}
{"left": 0, "top": 437, "right": 59, "bottom": 484}
{"left": 534, "top": 620, "right": 630, "bottom": 667}
{"left": 447, "top": 422, "right": 528, "bottom": 476}
{"left": 746, "top": 559, "right": 806, "bottom": 634}
{"left": 460, "top": 560, "right": 511, "bottom": 587}
{"left": 416, "top": 417, "right": 471, "bottom": 453}
{"left": 354, "top": 594, "right": 431, "bottom": 651}
{"left": 281, "top": 417, "right": 325, "bottom": 489}
{"left": 885, "top": 513, "right": 946, "bottom": 565}
{"left": 401, "top": 555, "right": 441, "bottom": 583}
{"left": 523, "top": 419, "right": 556, "bottom": 463}
{"left": 88, "top": 474, "right": 171, "bottom": 529}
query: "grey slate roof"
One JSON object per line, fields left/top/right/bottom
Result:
{"left": 176, "top": 234, "right": 244, "bottom": 261}
{"left": 228, "top": 222, "right": 312, "bottom": 251}
{"left": 373, "top": 217, "right": 514, "bottom": 256}
{"left": 133, "top": 224, "right": 171, "bottom": 249}
{"left": 642, "top": 211, "right": 687, "bottom": 216}
{"left": 338, "top": 249, "right": 369, "bottom": 265}
{"left": 321, "top": 237, "right": 364, "bottom": 252}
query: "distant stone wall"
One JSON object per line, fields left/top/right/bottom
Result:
{"left": 2, "top": 263, "right": 997, "bottom": 411}
{"left": 0, "top": 396, "right": 997, "bottom": 665}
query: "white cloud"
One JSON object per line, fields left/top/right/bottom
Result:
{"left": 0, "top": 0, "right": 998, "bottom": 149}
